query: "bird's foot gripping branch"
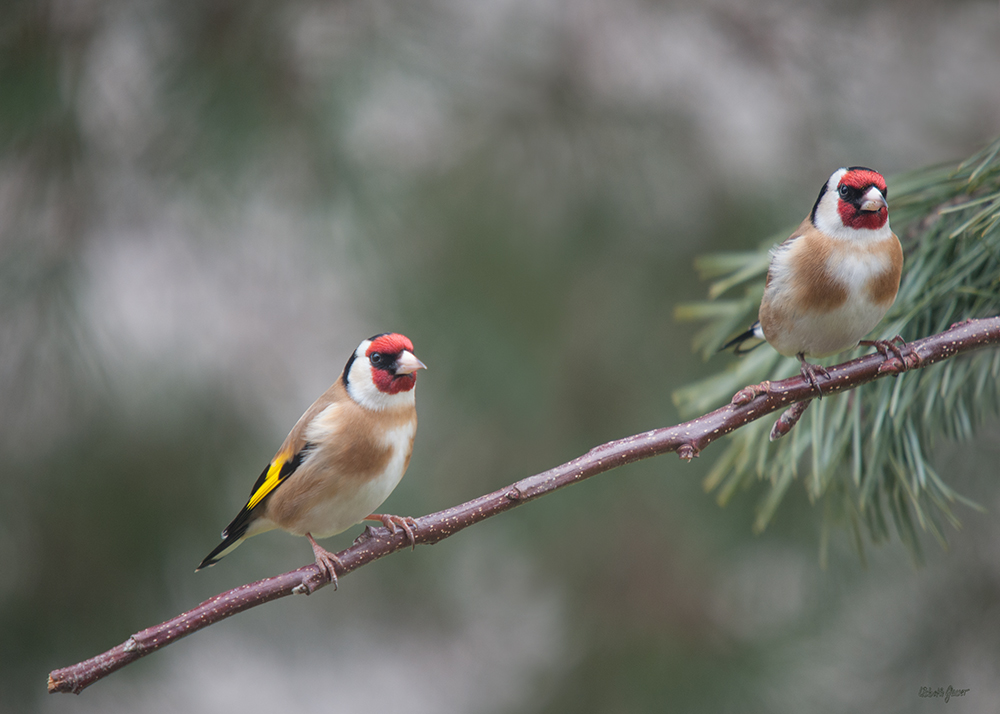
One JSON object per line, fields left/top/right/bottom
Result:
{"left": 48, "top": 317, "right": 1000, "bottom": 695}
{"left": 734, "top": 334, "right": 925, "bottom": 441}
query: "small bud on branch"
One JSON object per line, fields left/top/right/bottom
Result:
{"left": 48, "top": 316, "right": 1000, "bottom": 695}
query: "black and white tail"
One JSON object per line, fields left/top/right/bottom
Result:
{"left": 721, "top": 321, "right": 766, "bottom": 355}
{"left": 195, "top": 520, "right": 251, "bottom": 571}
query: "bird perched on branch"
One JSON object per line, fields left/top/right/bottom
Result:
{"left": 723, "top": 167, "right": 903, "bottom": 393}
{"left": 197, "top": 333, "right": 426, "bottom": 587}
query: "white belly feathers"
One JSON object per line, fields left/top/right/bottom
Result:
{"left": 303, "top": 421, "right": 416, "bottom": 538}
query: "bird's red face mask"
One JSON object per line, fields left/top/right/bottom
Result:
{"left": 837, "top": 169, "right": 889, "bottom": 231}
{"left": 366, "top": 333, "right": 425, "bottom": 394}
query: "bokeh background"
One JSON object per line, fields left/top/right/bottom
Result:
{"left": 3, "top": 0, "right": 1000, "bottom": 711}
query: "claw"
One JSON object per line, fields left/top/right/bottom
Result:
{"left": 860, "top": 335, "right": 905, "bottom": 360}
{"left": 366, "top": 513, "right": 418, "bottom": 550}
{"left": 307, "top": 533, "right": 343, "bottom": 591}
{"left": 861, "top": 336, "right": 913, "bottom": 375}
{"left": 797, "top": 353, "right": 830, "bottom": 397}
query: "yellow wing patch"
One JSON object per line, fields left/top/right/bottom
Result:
{"left": 247, "top": 451, "right": 291, "bottom": 511}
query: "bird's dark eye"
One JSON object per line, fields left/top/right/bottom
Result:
{"left": 369, "top": 352, "right": 384, "bottom": 367}
{"left": 838, "top": 185, "right": 850, "bottom": 198}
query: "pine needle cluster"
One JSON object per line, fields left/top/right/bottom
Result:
{"left": 675, "top": 139, "right": 1000, "bottom": 562}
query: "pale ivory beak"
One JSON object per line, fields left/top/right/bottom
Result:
{"left": 860, "top": 187, "right": 888, "bottom": 212}
{"left": 395, "top": 350, "right": 427, "bottom": 375}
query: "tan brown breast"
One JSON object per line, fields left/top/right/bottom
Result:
{"left": 866, "top": 231, "right": 903, "bottom": 305}
{"left": 261, "top": 381, "right": 418, "bottom": 533}
{"left": 791, "top": 231, "right": 849, "bottom": 311}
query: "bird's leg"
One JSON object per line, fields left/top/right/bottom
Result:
{"left": 307, "top": 533, "right": 343, "bottom": 591}
{"left": 859, "top": 334, "right": 905, "bottom": 359}
{"left": 365, "top": 513, "right": 418, "bottom": 549}
{"left": 859, "top": 335, "right": 909, "bottom": 373}
{"left": 797, "top": 353, "right": 830, "bottom": 397}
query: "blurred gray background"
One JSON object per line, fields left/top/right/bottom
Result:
{"left": 3, "top": 0, "right": 999, "bottom": 711}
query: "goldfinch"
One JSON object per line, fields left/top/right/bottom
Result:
{"left": 723, "top": 167, "right": 903, "bottom": 392}
{"left": 197, "top": 333, "right": 426, "bottom": 587}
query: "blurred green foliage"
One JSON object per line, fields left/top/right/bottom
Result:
{"left": 2, "top": 1, "right": 999, "bottom": 712}
{"left": 676, "top": 141, "right": 1000, "bottom": 562}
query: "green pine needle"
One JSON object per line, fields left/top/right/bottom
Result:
{"left": 676, "top": 138, "right": 1000, "bottom": 562}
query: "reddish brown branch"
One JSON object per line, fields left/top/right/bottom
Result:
{"left": 769, "top": 399, "right": 813, "bottom": 441}
{"left": 48, "top": 316, "right": 1000, "bottom": 695}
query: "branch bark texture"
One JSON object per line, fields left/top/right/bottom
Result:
{"left": 48, "top": 316, "right": 1000, "bottom": 694}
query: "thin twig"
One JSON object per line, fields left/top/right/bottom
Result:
{"left": 48, "top": 316, "right": 1000, "bottom": 695}
{"left": 770, "top": 399, "right": 813, "bottom": 441}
